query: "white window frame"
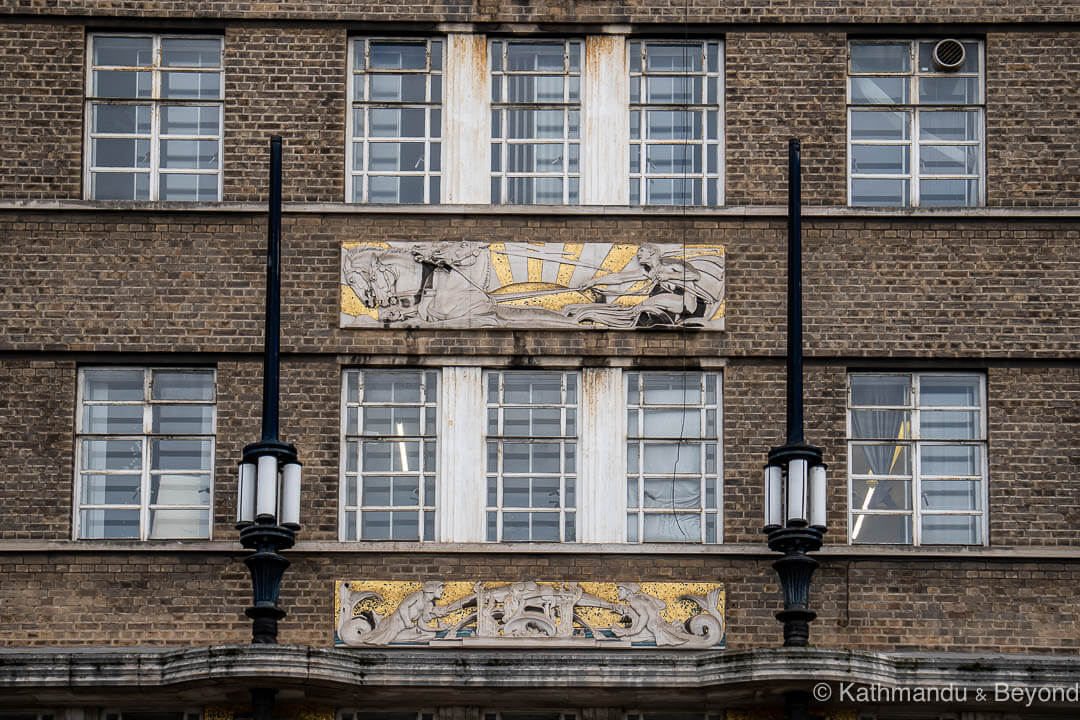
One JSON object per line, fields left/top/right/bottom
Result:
{"left": 341, "top": 366, "right": 723, "bottom": 545}
{"left": 846, "top": 371, "right": 988, "bottom": 546}
{"left": 346, "top": 37, "right": 444, "bottom": 204}
{"left": 847, "top": 39, "right": 985, "bottom": 207}
{"left": 74, "top": 367, "right": 216, "bottom": 541}
{"left": 625, "top": 371, "right": 723, "bottom": 543}
{"left": 628, "top": 39, "right": 725, "bottom": 207}
{"left": 340, "top": 369, "right": 439, "bottom": 541}
{"left": 85, "top": 33, "right": 224, "bottom": 201}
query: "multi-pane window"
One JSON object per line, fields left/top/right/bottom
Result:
{"left": 340, "top": 713, "right": 433, "bottom": 720}
{"left": 490, "top": 40, "right": 582, "bottom": 204}
{"left": 629, "top": 40, "right": 723, "bottom": 206}
{"left": 847, "top": 372, "right": 987, "bottom": 545}
{"left": 342, "top": 370, "right": 438, "bottom": 541}
{"left": 104, "top": 712, "right": 200, "bottom": 720}
{"left": 348, "top": 39, "right": 443, "bottom": 203}
{"left": 626, "top": 372, "right": 721, "bottom": 543}
{"left": 485, "top": 371, "right": 577, "bottom": 541}
{"left": 75, "top": 368, "right": 215, "bottom": 540}
{"left": 86, "top": 34, "right": 223, "bottom": 201}
{"left": 848, "top": 39, "right": 984, "bottom": 207}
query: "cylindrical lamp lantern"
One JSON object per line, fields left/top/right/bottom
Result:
{"left": 238, "top": 461, "right": 256, "bottom": 524}
{"left": 765, "top": 464, "right": 783, "bottom": 529}
{"left": 786, "top": 458, "right": 808, "bottom": 525}
{"left": 809, "top": 463, "right": 827, "bottom": 530}
{"left": 280, "top": 462, "right": 302, "bottom": 529}
{"left": 256, "top": 454, "right": 279, "bottom": 519}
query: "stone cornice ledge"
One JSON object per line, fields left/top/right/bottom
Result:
{"left": 1, "top": 645, "right": 1078, "bottom": 694}
{"left": 1, "top": 199, "right": 1080, "bottom": 220}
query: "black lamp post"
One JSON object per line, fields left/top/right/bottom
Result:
{"left": 236, "top": 136, "right": 302, "bottom": 720}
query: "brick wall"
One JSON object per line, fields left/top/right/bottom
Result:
{"left": 0, "top": 23, "right": 83, "bottom": 198}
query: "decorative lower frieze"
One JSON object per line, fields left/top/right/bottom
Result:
{"left": 335, "top": 580, "right": 725, "bottom": 648}
{"left": 340, "top": 241, "right": 726, "bottom": 330}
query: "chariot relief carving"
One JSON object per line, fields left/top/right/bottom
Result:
{"left": 340, "top": 241, "right": 726, "bottom": 330}
{"left": 335, "top": 580, "right": 725, "bottom": 648}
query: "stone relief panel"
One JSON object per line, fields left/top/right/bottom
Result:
{"left": 335, "top": 580, "right": 725, "bottom": 648}
{"left": 340, "top": 241, "right": 726, "bottom": 330}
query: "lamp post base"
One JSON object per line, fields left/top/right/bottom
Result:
{"left": 239, "top": 520, "right": 296, "bottom": 645}
{"left": 767, "top": 525, "right": 824, "bottom": 648}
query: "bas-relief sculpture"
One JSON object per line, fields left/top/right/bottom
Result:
{"left": 335, "top": 580, "right": 725, "bottom": 649}
{"left": 340, "top": 241, "right": 726, "bottom": 330}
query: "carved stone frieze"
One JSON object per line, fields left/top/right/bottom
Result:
{"left": 335, "top": 580, "right": 725, "bottom": 648}
{"left": 340, "top": 241, "right": 726, "bottom": 330}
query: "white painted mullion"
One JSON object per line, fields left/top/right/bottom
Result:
{"left": 439, "top": 367, "right": 485, "bottom": 542}
{"left": 444, "top": 33, "right": 490, "bottom": 204}
{"left": 579, "top": 367, "right": 626, "bottom": 543}
{"left": 582, "top": 34, "right": 628, "bottom": 204}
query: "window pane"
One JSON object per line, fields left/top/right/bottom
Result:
{"left": 642, "top": 408, "right": 700, "bottom": 438}
{"left": 363, "top": 475, "right": 392, "bottom": 506}
{"left": 93, "top": 138, "right": 150, "bottom": 169}
{"left": 920, "top": 376, "right": 980, "bottom": 406}
{"left": 83, "top": 439, "right": 142, "bottom": 471}
{"left": 851, "top": 145, "right": 909, "bottom": 175}
{"left": 369, "top": 175, "right": 425, "bottom": 203}
{"left": 149, "top": 509, "right": 209, "bottom": 539}
{"left": 151, "top": 473, "right": 211, "bottom": 505}
{"left": 919, "top": 145, "right": 979, "bottom": 175}
{"left": 643, "top": 513, "right": 700, "bottom": 542}
{"left": 850, "top": 110, "right": 910, "bottom": 141}
{"left": 643, "top": 477, "right": 701, "bottom": 509}
{"left": 852, "top": 478, "right": 912, "bottom": 510}
{"left": 851, "top": 177, "right": 909, "bottom": 206}
{"left": 850, "top": 375, "right": 910, "bottom": 406}
{"left": 850, "top": 77, "right": 909, "bottom": 104}
{"left": 921, "top": 480, "right": 981, "bottom": 511}
{"left": 645, "top": 144, "right": 702, "bottom": 173}
{"left": 370, "top": 108, "right": 427, "bottom": 138}
{"left": 647, "top": 177, "right": 701, "bottom": 205}
{"left": 94, "top": 36, "right": 153, "bottom": 66}
{"left": 151, "top": 438, "right": 212, "bottom": 471}
{"left": 921, "top": 410, "right": 978, "bottom": 439}
{"left": 920, "top": 111, "right": 981, "bottom": 142}
{"left": 370, "top": 42, "right": 427, "bottom": 70}
{"left": 850, "top": 409, "right": 911, "bottom": 439}
{"left": 850, "top": 44, "right": 910, "bottom": 73}
{"left": 645, "top": 44, "right": 702, "bottom": 72}
{"left": 391, "top": 510, "right": 420, "bottom": 540}
{"left": 643, "top": 443, "right": 701, "bottom": 474}
{"left": 850, "top": 513, "right": 912, "bottom": 543}
{"left": 86, "top": 369, "right": 144, "bottom": 401}
{"left": 506, "top": 143, "right": 565, "bottom": 172}
{"left": 81, "top": 474, "right": 141, "bottom": 505}
{"left": 505, "top": 110, "right": 565, "bottom": 140}
{"left": 151, "top": 370, "right": 213, "bottom": 401}
{"left": 921, "top": 515, "right": 980, "bottom": 544}
{"left": 920, "top": 444, "right": 981, "bottom": 476}
{"left": 93, "top": 104, "right": 152, "bottom": 134}
{"left": 506, "top": 75, "right": 565, "bottom": 102}
{"left": 162, "top": 38, "right": 222, "bottom": 68}
{"left": 93, "top": 70, "right": 152, "bottom": 98}
{"left": 361, "top": 510, "right": 391, "bottom": 540}
{"left": 159, "top": 173, "right": 218, "bottom": 201}
{"left": 152, "top": 405, "right": 213, "bottom": 434}
{"left": 506, "top": 42, "right": 566, "bottom": 72}
{"left": 919, "top": 76, "right": 979, "bottom": 105}
{"left": 531, "top": 512, "right": 560, "bottom": 541}
{"left": 160, "top": 139, "right": 219, "bottom": 169}
{"left": 162, "top": 71, "right": 221, "bottom": 99}
{"left": 919, "top": 178, "right": 979, "bottom": 207}
{"left": 645, "top": 76, "right": 702, "bottom": 104}
{"left": 160, "top": 105, "right": 219, "bottom": 135}
{"left": 370, "top": 74, "right": 428, "bottom": 102}
{"left": 392, "top": 477, "right": 420, "bottom": 506}
{"left": 369, "top": 142, "right": 427, "bottom": 171}
{"left": 83, "top": 404, "right": 143, "bottom": 434}
{"left": 850, "top": 443, "right": 911, "bottom": 476}
{"left": 91, "top": 171, "right": 148, "bottom": 200}
{"left": 645, "top": 110, "right": 700, "bottom": 139}
{"left": 80, "top": 509, "right": 140, "bottom": 539}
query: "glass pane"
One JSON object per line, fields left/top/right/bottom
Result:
{"left": 363, "top": 443, "right": 391, "bottom": 472}
{"left": 162, "top": 71, "right": 221, "bottom": 99}
{"left": 851, "top": 375, "right": 910, "bottom": 406}
{"left": 920, "top": 444, "right": 981, "bottom": 476}
{"left": 919, "top": 77, "right": 979, "bottom": 105}
{"left": 487, "top": 510, "right": 497, "bottom": 541}
{"left": 645, "top": 144, "right": 702, "bottom": 174}
{"left": 643, "top": 408, "right": 700, "bottom": 438}
{"left": 161, "top": 139, "right": 219, "bottom": 169}
{"left": 151, "top": 473, "right": 210, "bottom": 505}
{"left": 921, "top": 410, "right": 978, "bottom": 439}
{"left": 646, "top": 44, "right": 702, "bottom": 72}
{"left": 850, "top": 77, "right": 909, "bottom": 104}
{"left": 532, "top": 477, "right": 561, "bottom": 508}
{"left": 506, "top": 42, "right": 566, "bottom": 72}
{"left": 507, "top": 177, "right": 563, "bottom": 204}
{"left": 645, "top": 76, "right": 702, "bottom": 104}
{"left": 369, "top": 176, "right": 425, "bottom": 203}
{"left": 505, "top": 110, "right": 565, "bottom": 140}
{"left": 93, "top": 104, "right": 152, "bottom": 134}
{"left": 643, "top": 477, "right": 701, "bottom": 508}
{"left": 82, "top": 439, "right": 142, "bottom": 471}
{"left": 79, "top": 509, "right": 140, "bottom": 539}
{"left": 159, "top": 173, "right": 218, "bottom": 201}
{"left": 504, "top": 372, "right": 562, "bottom": 404}
{"left": 81, "top": 474, "right": 140, "bottom": 505}
{"left": 149, "top": 509, "right": 209, "bottom": 539}
{"left": 647, "top": 177, "right": 700, "bottom": 205}
{"left": 93, "top": 36, "right": 153, "bottom": 66}
{"left": 151, "top": 438, "right": 212, "bottom": 471}
{"left": 851, "top": 145, "right": 909, "bottom": 175}
{"left": 851, "top": 478, "right": 912, "bottom": 510}
{"left": 849, "top": 443, "right": 911, "bottom": 476}
{"left": 83, "top": 404, "right": 143, "bottom": 434}
{"left": 919, "top": 145, "right": 979, "bottom": 175}
{"left": 920, "top": 179, "right": 979, "bottom": 207}
{"left": 506, "top": 75, "right": 565, "bottom": 102}
{"left": 918, "top": 41, "right": 980, "bottom": 74}
{"left": 152, "top": 404, "right": 212, "bottom": 434}
{"left": 93, "top": 70, "right": 151, "bottom": 98}
{"left": 345, "top": 474, "right": 357, "bottom": 505}
{"left": 86, "top": 369, "right": 144, "bottom": 401}
{"left": 162, "top": 38, "right": 222, "bottom": 68}
{"left": 391, "top": 510, "right": 419, "bottom": 540}
{"left": 369, "top": 74, "right": 427, "bottom": 102}
{"left": 645, "top": 110, "right": 700, "bottom": 140}
{"left": 850, "top": 513, "right": 912, "bottom": 543}
{"left": 92, "top": 171, "right": 150, "bottom": 200}
{"left": 152, "top": 370, "right": 213, "bottom": 401}
{"left": 369, "top": 108, "right": 427, "bottom": 137}
{"left": 345, "top": 510, "right": 357, "bottom": 539}
{"left": 851, "top": 177, "right": 909, "bottom": 206}
{"left": 363, "top": 475, "right": 392, "bottom": 506}
{"left": 920, "top": 111, "right": 980, "bottom": 142}
{"left": 922, "top": 480, "right": 981, "bottom": 511}
{"left": 506, "top": 143, "right": 565, "bottom": 172}
{"left": 627, "top": 512, "right": 639, "bottom": 542}
{"left": 503, "top": 477, "right": 530, "bottom": 507}
{"left": 361, "top": 510, "right": 391, "bottom": 540}
{"left": 920, "top": 376, "right": 980, "bottom": 406}
{"left": 850, "top": 409, "right": 911, "bottom": 439}
{"left": 161, "top": 105, "right": 219, "bottom": 136}
{"left": 93, "top": 138, "right": 150, "bottom": 169}
{"left": 850, "top": 110, "right": 909, "bottom": 141}
{"left": 643, "top": 513, "right": 700, "bottom": 542}
{"left": 363, "top": 407, "right": 420, "bottom": 436}
{"left": 365, "top": 371, "right": 422, "bottom": 403}
{"left": 643, "top": 443, "right": 701, "bottom": 474}
{"left": 370, "top": 42, "right": 427, "bottom": 70}
{"left": 850, "top": 43, "right": 910, "bottom": 73}
{"left": 921, "top": 515, "right": 980, "bottom": 544}
{"left": 391, "top": 477, "right": 420, "bottom": 506}
{"left": 424, "top": 510, "right": 435, "bottom": 540}
{"left": 503, "top": 511, "right": 531, "bottom": 541}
